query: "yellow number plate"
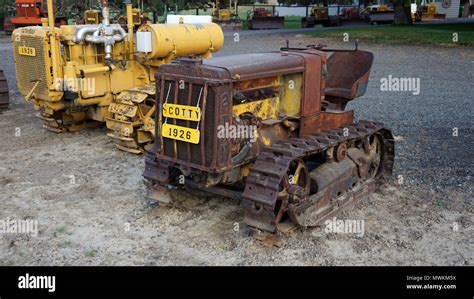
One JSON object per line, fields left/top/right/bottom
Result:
{"left": 163, "top": 103, "right": 201, "bottom": 121}
{"left": 162, "top": 123, "right": 200, "bottom": 144}
{"left": 18, "top": 46, "right": 36, "bottom": 57}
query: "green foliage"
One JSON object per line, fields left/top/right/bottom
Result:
{"left": 0, "top": 0, "right": 15, "bottom": 18}
{"left": 307, "top": 23, "right": 474, "bottom": 46}
{"left": 279, "top": 0, "right": 354, "bottom": 5}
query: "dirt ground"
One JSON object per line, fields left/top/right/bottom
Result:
{"left": 0, "top": 31, "right": 472, "bottom": 266}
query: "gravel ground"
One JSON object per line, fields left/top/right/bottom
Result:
{"left": 0, "top": 30, "right": 472, "bottom": 266}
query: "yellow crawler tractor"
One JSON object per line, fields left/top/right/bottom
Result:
{"left": 212, "top": 0, "right": 243, "bottom": 31}
{"left": 413, "top": 3, "right": 446, "bottom": 22}
{"left": 144, "top": 44, "right": 395, "bottom": 233}
{"left": 301, "top": 0, "right": 341, "bottom": 28}
{"left": 84, "top": 10, "right": 102, "bottom": 25}
{"left": 12, "top": 0, "right": 224, "bottom": 153}
{"left": 302, "top": 5, "right": 330, "bottom": 27}
{"left": 361, "top": 4, "right": 395, "bottom": 24}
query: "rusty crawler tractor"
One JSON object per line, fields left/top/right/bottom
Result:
{"left": 247, "top": 7, "right": 284, "bottom": 30}
{"left": 0, "top": 70, "right": 9, "bottom": 112}
{"left": 143, "top": 44, "right": 395, "bottom": 233}
{"left": 12, "top": 0, "right": 223, "bottom": 153}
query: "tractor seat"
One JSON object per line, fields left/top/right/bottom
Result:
{"left": 325, "top": 50, "right": 374, "bottom": 101}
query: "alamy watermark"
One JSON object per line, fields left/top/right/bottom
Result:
{"left": 18, "top": 273, "right": 55, "bottom": 293}
{"left": 380, "top": 75, "right": 420, "bottom": 95}
{"left": 0, "top": 218, "right": 38, "bottom": 237}
{"left": 217, "top": 122, "right": 257, "bottom": 143}
{"left": 324, "top": 217, "right": 365, "bottom": 237}
{"left": 55, "top": 77, "right": 96, "bottom": 93}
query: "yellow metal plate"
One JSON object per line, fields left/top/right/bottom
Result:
{"left": 163, "top": 104, "right": 201, "bottom": 122}
{"left": 117, "top": 91, "right": 148, "bottom": 104}
{"left": 162, "top": 123, "right": 200, "bottom": 144}
{"left": 18, "top": 46, "right": 36, "bottom": 57}
{"left": 108, "top": 102, "right": 137, "bottom": 118}
{"left": 105, "top": 118, "right": 133, "bottom": 137}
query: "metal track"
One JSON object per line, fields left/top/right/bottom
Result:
{"left": 0, "top": 70, "right": 10, "bottom": 113}
{"left": 242, "top": 120, "right": 395, "bottom": 233}
{"left": 37, "top": 110, "right": 102, "bottom": 133}
{"left": 106, "top": 84, "right": 156, "bottom": 154}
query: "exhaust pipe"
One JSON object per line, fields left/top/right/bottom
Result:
{"left": 46, "top": 0, "right": 60, "bottom": 89}
{"left": 72, "top": 0, "right": 127, "bottom": 61}
{"left": 102, "top": 0, "right": 110, "bottom": 27}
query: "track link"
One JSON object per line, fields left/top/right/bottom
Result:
{"left": 0, "top": 70, "right": 10, "bottom": 113}
{"left": 242, "top": 120, "right": 395, "bottom": 233}
{"left": 37, "top": 110, "right": 101, "bottom": 133}
{"left": 106, "top": 84, "right": 156, "bottom": 154}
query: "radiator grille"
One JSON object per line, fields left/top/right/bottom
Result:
{"left": 161, "top": 80, "right": 216, "bottom": 168}
{"left": 13, "top": 34, "right": 50, "bottom": 99}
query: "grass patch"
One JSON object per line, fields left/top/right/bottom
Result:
{"left": 60, "top": 241, "right": 73, "bottom": 248}
{"left": 85, "top": 249, "right": 98, "bottom": 258}
{"left": 283, "top": 16, "right": 302, "bottom": 29}
{"left": 56, "top": 226, "right": 67, "bottom": 234}
{"left": 241, "top": 15, "right": 302, "bottom": 30}
{"left": 307, "top": 23, "right": 474, "bottom": 46}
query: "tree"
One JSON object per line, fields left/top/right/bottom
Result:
{"left": 392, "top": 0, "right": 413, "bottom": 24}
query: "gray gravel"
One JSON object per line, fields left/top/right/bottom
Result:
{"left": 0, "top": 30, "right": 472, "bottom": 266}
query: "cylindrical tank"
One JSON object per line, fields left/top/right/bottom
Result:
{"left": 137, "top": 23, "right": 224, "bottom": 59}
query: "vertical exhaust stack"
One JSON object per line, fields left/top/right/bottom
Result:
{"left": 46, "top": 0, "right": 60, "bottom": 88}
{"left": 101, "top": 0, "right": 110, "bottom": 27}
{"left": 101, "top": 0, "right": 113, "bottom": 61}
{"left": 125, "top": 1, "right": 134, "bottom": 60}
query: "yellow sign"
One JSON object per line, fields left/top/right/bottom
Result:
{"left": 162, "top": 123, "right": 200, "bottom": 144}
{"left": 163, "top": 103, "right": 201, "bottom": 121}
{"left": 18, "top": 46, "right": 36, "bottom": 57}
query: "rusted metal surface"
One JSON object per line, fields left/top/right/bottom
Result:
{"left": 152, "top": 55, "right": 306, "bottom": 175}
{"left": 248, "top": 9, "right": 284, "bottom": 30}
{"left": 248, "top": 16, "right": 284, "bottom": 30}
{"left": 241, "top": 121, "right": 395, "bottom": 232}
{"left": 325, "top": 51, "right": 374, "bottom": 109}
{"left": 234, "top": 76, "right": 279, "bottom": 91}
{"left": 0, "top": 70, "right": 9, "bottom": 113}
{"left": 285, "top": 50, "right": 327, "bottom": 118}
{"left": 300, "top": 110, "right": 354, "bottom": 136}
{"left": 202, "top": 52, "right": 307, "bottom": 81}
{"left": 144, "top": 48, "right": 395, "bottom": 234}
{"left": 152, "top": 66, "right": 233, "bottom": 173}
{"left": 214, "top": 20, "right": 243, "bottom": 32}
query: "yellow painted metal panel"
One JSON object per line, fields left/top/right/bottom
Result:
{"left": 162, "top": 123, "right": 200, "bottom": 144}
{"left": 232, "top": 98, "right": 279, "bottom": 120}
{"left": 137, "top": 23, "right": 224, "bottom": 60}
{"left": 280, "top": 73, "right": 303, "bottom": 117}
{"left": 163, "top": 103, "right": 201, "bottom": 121}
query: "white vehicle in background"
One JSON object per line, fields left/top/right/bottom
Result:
{"left": 166, "top": 15, "right": 213, "bottom": 24}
